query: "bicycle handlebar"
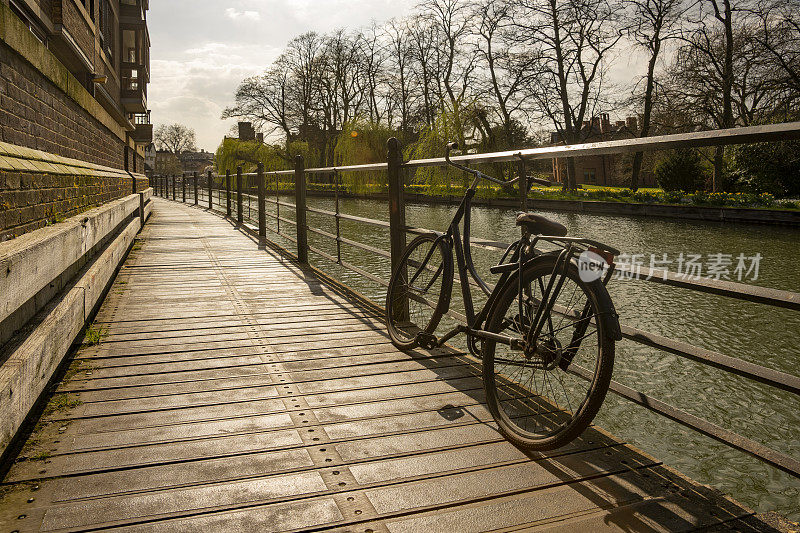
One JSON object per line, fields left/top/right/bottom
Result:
{"left": 445, "top": 142, "right": 520, "bottom": 186}
{"left": 445, "top": 142, "right": 554, "bottom": 188}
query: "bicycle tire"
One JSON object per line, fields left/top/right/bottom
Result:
{"left": 482, "top": 253, "right": 615, "bottom": 450}
{"left": 385, "top": 233, "right": 453, "bottom": 350}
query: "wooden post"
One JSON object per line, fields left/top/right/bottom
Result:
{"left": 182, "top": 174, "right": 186, "bottom": 202}
{"left": 193, "top": 171, "right": 198, "bottom": 205}
{"left": 257, "top": 162, "right": 266, "bottom": 244}
{"left": 172, "top": 175, "right": 176, "bottom": 200}
{"left": 387, "top": 137, "right": 406, "bottom": 274}
{"left": 208, "top": 170, "right": 213, "bottom": 209}
{"left": 226, "top": 170, "right": 232, "bottom": 217}
{"left": 294, "top": 155, "right": 308, "bottom": 264}
{"left": 236, "top": 166, "right": 243, "bottom": 225}
{"left": 387, "top": 137, "right": 407, "bottom": 321}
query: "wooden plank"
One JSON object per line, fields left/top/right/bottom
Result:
{"left": 0, "top": 199, "right": 766, "bottom": 532}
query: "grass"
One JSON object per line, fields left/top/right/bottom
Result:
{"left": 83, "top": 325, "right": 106, "bottom": 346}
{"left": 29, "top": 450, "right": 51, "bottom": 462}
{"left": 43, "top": 394, "right": 82, "bottom": 416}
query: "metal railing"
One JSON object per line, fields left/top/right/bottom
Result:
{"left": 151, "top": 122, "right": 800, "bottom": 479}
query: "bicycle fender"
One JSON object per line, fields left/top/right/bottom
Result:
{"left": 489, "top": 253, "right": 622, "bottom": 342}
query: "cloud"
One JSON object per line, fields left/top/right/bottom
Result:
{"left": 148, "top": 0, "right": 418, "bottom": 151}
{"left": 224, "top": 8, "right": 261, "bottom": 22}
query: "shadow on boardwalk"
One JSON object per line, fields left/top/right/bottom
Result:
{"left": 0, "top": 198, "right": 777, "bottom": 532}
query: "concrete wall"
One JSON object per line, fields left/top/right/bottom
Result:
{"left": 0, "top": 187, "right": 151, "bottom": 456}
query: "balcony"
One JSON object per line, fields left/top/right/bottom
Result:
{"left": 131, "top": 112, "right": 152, "bottom": 144}
{"left": 120, "top": 0, "right": 147, "bottom": 25}
{"left": 121, "top": 65, "right": 147, "bottom": 113}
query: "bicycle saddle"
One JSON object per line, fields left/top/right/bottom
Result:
{"left": 515, "top": 212, "right": 568, "bottom": 236}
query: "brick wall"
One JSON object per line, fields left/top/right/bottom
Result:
{"left": 0, "top": 166, "right": 148, "bottom": 242}
{"left": 0, "top": 39, "right": 128, "bottom": 169}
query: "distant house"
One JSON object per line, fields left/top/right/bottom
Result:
{"left": 550, "top": 115, "right": 657, "bottom": 187}
{"left": 179, "top": 149, "right": 215, "bottom": 174}
{"left": 154, "top": 150, "right": 179, "bottom": 175}
{"left": 144, "top": 143, "right": 156, "bottom": 175}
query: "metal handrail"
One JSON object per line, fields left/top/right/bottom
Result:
{"left": 154, "top": 121, "right": 800, "bottom": 479}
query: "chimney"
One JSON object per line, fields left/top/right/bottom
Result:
{"left": 591, "top": 116, "right": 600, "bottom": 131}
{"left": 256, "top": 132, "right": 264, "bottom": 144}
{"left": 600, "top": 113, "right": 610, "bottom": 134}
{"left": 626, "top": 116, "right": 638, "bottom": 132}
{"left": 238, "top": 122, "right": 255, "bottom": 141}
{"left": 582, "top": 120, "right": 590, "bottom": 129}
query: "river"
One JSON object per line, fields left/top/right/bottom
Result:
{"left": 255, "top": 193, "right": 800, "bottom": 520}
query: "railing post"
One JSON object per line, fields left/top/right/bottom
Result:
{"left": 236, "top": 166, "right": 243, "bottom": 225}
{"left": 387, "top": 137, "right": 406, "bottom": 274}
{"left": 182, "top": 174, "right": 186, "bottom": 202}
{"left": 226, "top": 170, "right": 232, "bottom": 217}
{"left": 208, "top": 170, "right": 213, "bottom": 209}
{"left": 172, "top": 175, "right": 176, "bottom": 200}
{"left": 518, "top": 159, "right": 528, "bottom": 212}
{"left": 257, "top": 162, "right": 266, "bottom": 245}
{"left": 193, "top": 171, "right": 198, "bottom": 205}
{"left": 294, "top": 155, "right": 308, "bottom": 264}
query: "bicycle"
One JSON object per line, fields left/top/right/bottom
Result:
{"left": 385, "top": 142, "right": 623, "bottom": 451}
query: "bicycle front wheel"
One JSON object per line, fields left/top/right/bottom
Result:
{"left": 483, "top": 253, "right": 615, "bottom": 450}
{"left": 385, "top": 233, "right": 453, "bottom": 349}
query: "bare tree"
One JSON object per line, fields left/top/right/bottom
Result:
{"left": 625, "top": 0, "right": 687, "bottom": 190}
{"left": 474, "top": 0, "right": 534, "bottom": 150}
{"left": 384, "top": 18, "right": 418, "bottom": 135}
{"left": 407, "top": 14, "right": 439, "bottom": 126}
{"left": 672, "top": 0, "right": 744, "bottom": 189}
{"left": 154, "top": 123, "right": 197, "bottom": 153}
{"left": 514, "top": 0, "right": 624, "bottom": 190}
{"left": 222, "top": 55, "right": 294, "bottom": 140}
{"left": 751, "top": 0, "right": 800, "bottom": 114}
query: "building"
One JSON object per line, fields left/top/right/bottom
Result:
{"left": 0, "top": 0, "right": 152, "bottom": 241}
{"left": 551, "top": 115, "right": 657, "bottom": 187}
{"left": 179, "top": 149, "right": 215, "bottom": 174}
{"left": 1, "top": 0, "right": 152, "bottom": 171}
{"left": 154, "top": 149, "right": 179, "bottom": 175}
{"left": 144, "top": 142, "right": 155, "bottom": 174}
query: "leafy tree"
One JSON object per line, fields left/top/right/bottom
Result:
{"left": 654, "top": 149, "right": 708, "bottom": 191}
{"left": 729, "top": 141, "right": 800, "bottom": 197}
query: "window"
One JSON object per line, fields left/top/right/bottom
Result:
{"left": 123, "top": 29, "right": 137, "bottom": 62}
{"left": 98, "top": 0, "right": 114, "bottom": 61}
{"left": 583, "top": 169, "right": 596, "bottom": 183}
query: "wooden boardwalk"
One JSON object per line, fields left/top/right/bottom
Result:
{"left": 0, "top": 199, "right": 773, "bottom": 532}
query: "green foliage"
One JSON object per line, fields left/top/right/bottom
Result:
{"left": 44, "top": 394, "right": 82, "bottom": 415}
{"left": 215, "top": 138, "right": 288, "bottom": 174}
{"left": 654, "top": 149, "right": 708, "bottom": 191}
{"left": 333, "top": 120, "right": 397, "bottom": 193}
{"left": 406, "top": 103, "right": 474, "bottom": 189}
{"left": 83, "top": 325, "right": 106, "bottom": 346}
{"left": 729, "top": 141, "right": 800, "bottom": 198}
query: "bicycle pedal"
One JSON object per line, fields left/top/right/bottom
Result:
{"left": 416, "top": 332, "right": 439, "bottom": 350}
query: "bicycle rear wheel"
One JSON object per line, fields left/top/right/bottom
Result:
{"left": 482, "top": 253, "right": 615, "bottom": 450}
{"left": 385, "top": 233, "right": 453, "bottom": 349}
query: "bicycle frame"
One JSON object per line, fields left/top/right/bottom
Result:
{"left": 413, "top": 154, "right": 619, "bottom": 359}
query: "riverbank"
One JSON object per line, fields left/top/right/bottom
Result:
{"left": 303, "top": 188, "right": 800, "bottom": 226}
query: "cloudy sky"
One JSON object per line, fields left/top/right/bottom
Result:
{"left": 148, "top": 1, "right": 647, "bottom": 152}
{"left": 148, "top": 1, "right": 418, "bottom": 151}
